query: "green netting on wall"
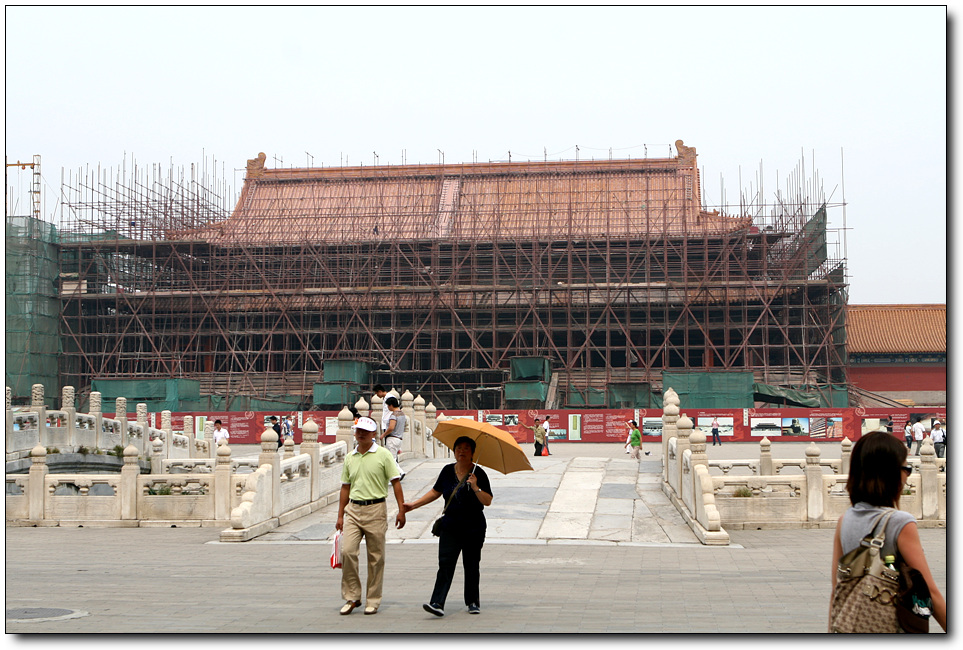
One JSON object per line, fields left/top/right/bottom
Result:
{"left": 662, "top": 372, "right": 755, "bottom": 408}
{"left": 91, "top": 379, "right": 201, "bottom": 411}
{"left": 510, "top": 357, "right": 551, "bottom": 381}
{"left": 607, "top": 383, "right": 653, "bottom": 408}
{"left": 567, "top": 385, "right": 605, "bottom": 406}
{"left": 323, "top": 360, "right": 370, "bottom": 385}
{"left": 504, "top": 380, "right": 548, "bottom": 401}
{"left": 314, "top": 383, "right": 361, "bottom": 407}
{"left": 6, "top": 215, "right": 60, "bottom": 405}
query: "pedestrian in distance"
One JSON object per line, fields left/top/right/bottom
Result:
{"left": 281, "top": 415, "right": 294, "bottom": 440}
{"left": 212, "top": 419, "right": 229, "bottom": 445}
{"left": 541, "top": 415, "right": 552, "bottom": 455}
{"left": 626, "top": 420, "right": 648, "bottom": 459}
{"left": 711, "top": 416, "right": 722, "bottom": 446}
{"left": 383, "top": 396, "right": 407, "bottom": 481}
{"left": 930, "top": 420, "right": 945, "bottom": 459}
{"left": 522, "top": 417, "right": 545, "bottom": 457}
{"left": 336, "top": 416, "right": 406, "bottom": 616}
{"left": 269, "top": 416, "right": 282, "bottom": 451}
{"left": 403, "top": 436, "right": 493, "bottom": 617}
{"left": 373, "top": 384, "right": 391, "bottom": 433}
{"left": 912, "top": 417, "right": 926, "bottom": 456}
{"left": 904, "top": 421, "right": 914, "bottom": 450}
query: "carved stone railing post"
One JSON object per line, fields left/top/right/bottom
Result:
{"left": 204, "top": 420, "right": 215, "bottom": 458}
{"left": 161, "top": 410, "right": 173, "bottom": 457}
{"left": 88, "top": 390, "right": 103, "bottom": 448}
{"left": 804, "top": 443, "right": 824, "bottom": 522}
{"left": 6, "top": 386, "right": 13, "bottom": 447}
{"left": 300, "top": 416, "right": 321, "bottom": 501}
{"left": 120, "top": 444, "right": 140, "bottom": 520}
{"left": 213, "top": 443, "right": 233, "bottom": 521}
{"left": 150, "top": 438, "right": 164, "bottom": 474}
{"left": 61, "top": 385, "right": 77, "bottom": 448}
{"left": 183, "top": 415, "right": 194, "bottom": 457}
{"left": 919, "top": 439, "right": 938, "bottom": 520}
{"left": 115, "top": 397, "right": 128, "bottom": 446}
{"left": 136, "top": 403, "right": 148, "bottom": 455}
{"left": 283, "top": 435, "right": 296, "bottom": 459}
{"left": 759, "top": 437, "right": 773, "bottom": 476}
{"left": 690, "top": 425, "right": 708, "bottom": 469}
{"left": 28, "top": 444, "right": 48, "bottom": 521}
{"left": 31, "top": 384, "right": 48, "bottom": 447}
{"left": 401, "top": 390, "right": 414, "bottom": 454}
{"left": 259, "top": 427, "right": 282, "bottom": 517}
{"left": 675, "top": 413, "right": 693, "bottom": 494}
{"left": 355, "top": 396, "right": 370, "bottom": 420}
{"left": 426, "top": 402, "right": 438, "bottom": 458}
{"left": 662, "top": 388, "right": 680, "bottom": 482}
{"left": 840, "top": 437, "right": 852, "bottom": 476}
{"left": 337, "top": 406, "right": 354, "bottom": 448}
{"left": 412, "top": 394, "right": 426, "bottom": 455}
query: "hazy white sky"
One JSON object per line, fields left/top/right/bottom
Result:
{"left": 5, "top": 5, "right": 948, "bottom": 305}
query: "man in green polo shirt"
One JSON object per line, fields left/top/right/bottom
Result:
{"left": 336, "top": 416, "right": 406, "bottom": 616}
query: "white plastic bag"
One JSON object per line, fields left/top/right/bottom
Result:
{"left": 330, "top": 529, "right": 342, "bottom": 569}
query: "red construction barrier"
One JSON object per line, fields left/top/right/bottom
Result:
{"left": 107, "top": 407, "right": 946, "bottom": 446}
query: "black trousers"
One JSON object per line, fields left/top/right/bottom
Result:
{"left": 430, "top": 526, "right": 485, "bottom": 608}
{"left": 534, "top": 441, "right": 543, "bottom": 457}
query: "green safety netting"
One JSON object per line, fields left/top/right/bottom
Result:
{"left": 662, "top": 371, "right": 755, "bottom": 408}
{"left": 504, "top": 380, "right": 548, "bottom": 401}
{"left": 567, "top": 385, "right": 605, "bottom": 406}
{"left": 510, "top": 357, "right": 551, "bottom": 382}
{"left": 313, "top": 383, "right": 361, "bottom": 407}
{"left": 322, "top": 360, "right": 370, "bottom": 385}
{"left": 752, "top": 383, "right": 821, "bottom": 408}
{"left": 6, "top": 215, "right": 60, "bottom": 406}
{"left": 607, "top": 383, "right": 653, "bottom": 408}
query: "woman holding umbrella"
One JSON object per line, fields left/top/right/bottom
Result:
{"left": 403, "top": 436, "right": 493, "bottom": 617}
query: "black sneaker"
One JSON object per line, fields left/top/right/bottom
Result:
{"left": 468, "top": 603, "right": 480, "bottom": 615}
{"left": 423, "top": 603, "right": 444, "bottom": 617}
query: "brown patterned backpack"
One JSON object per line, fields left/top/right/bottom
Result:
{"left": 830, "top": 510, "right": 901, "bottom": 633}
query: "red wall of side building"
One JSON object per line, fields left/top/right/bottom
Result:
{"left": 849, "top": 365, "right": 946, "bottom": 392}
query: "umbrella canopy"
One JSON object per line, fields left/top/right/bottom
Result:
{"left": 432, "top": 418, "right": 533, "bottom": 474}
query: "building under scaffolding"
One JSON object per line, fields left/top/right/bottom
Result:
{"left": 55, "top": 141, "right": 849, "bottom": 410}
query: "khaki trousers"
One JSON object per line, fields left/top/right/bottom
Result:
{"left": 629, "top": 446, "right": 641, "bottom": 460}
{"left": 341, "top": 501, "right": 389, "bottom": 608}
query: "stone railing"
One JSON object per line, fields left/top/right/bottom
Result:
{"left": 5, "top": 416, "right": 349, "bottom": 537}
{"left": 5, "top": 384, "right": 211, "bottom": 462}
{"left": 660, "top": 387, "right": 947, "bottom": 542}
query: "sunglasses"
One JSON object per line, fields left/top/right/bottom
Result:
{"left": 901, "top": 465, "right": 913, "bottom": 474}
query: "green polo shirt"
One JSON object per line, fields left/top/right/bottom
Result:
{"left": 340, "top": 443, "right": 399, "bottom": 501}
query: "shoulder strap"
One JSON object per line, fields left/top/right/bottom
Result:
{"left": 440, "top": 469, "right": 471, "bottom": 515}
{"left": 860, "top": 508, "right": 895, "bottom": 550}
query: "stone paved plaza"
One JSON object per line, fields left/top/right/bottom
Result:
{"left": 5, "top": 443, "right": 947, "bottom": 634}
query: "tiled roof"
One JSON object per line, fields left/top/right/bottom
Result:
{"left": 176, "top": 148, "right": 753, "bottom": 245}
{"left": 847, "top": 304, "right": 946, "bottom": 354}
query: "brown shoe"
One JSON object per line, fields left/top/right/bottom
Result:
{"left": 340, "top": 600, "right": 361, "bottom": 615}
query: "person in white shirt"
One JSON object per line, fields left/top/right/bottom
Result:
{"left": 212, "top": 419, "right": 229, "bottom": 445}
{"left": 930, "top": 420, "right": 945, "bottom": 458}
{"left": 373, "top": 384, "right": 392, "bottom": 433}
{"left": 912, "top": 418, "right": 926, "bottom": 456}
{"left": 383, "top": 396, "right": 407, "bottom": 480}
{"left": 903, "top": 421, "right": 913, "bottom": 449}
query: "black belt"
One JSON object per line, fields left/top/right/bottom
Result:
{"left": 350, "top": 497, "right": 386, "bottom": 506}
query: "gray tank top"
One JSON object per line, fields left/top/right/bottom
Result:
{"left": 839, "top": 503, "right": 916, "bottom": 558}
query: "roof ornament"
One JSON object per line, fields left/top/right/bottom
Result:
{"left": 246, "top": 152, "right": 267, "bottom": 179}
{"left": 674, "top": 140, "right": 697, "bottom": 165}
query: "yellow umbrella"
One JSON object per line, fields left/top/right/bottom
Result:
{"left": 431, "top": 418, "right": 534, "bottom": 474}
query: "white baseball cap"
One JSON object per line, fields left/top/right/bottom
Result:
{"left": 353, "top": 417, "right": 377, "bottom": 432}
{"left": 933, "top": 420, "right": 941, "bottom": 426}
